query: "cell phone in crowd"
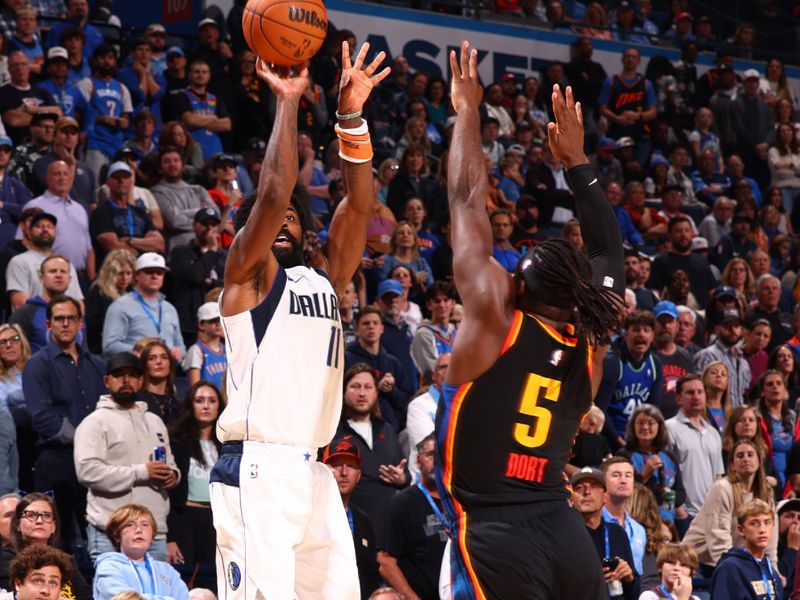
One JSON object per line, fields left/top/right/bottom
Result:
{"left": 231, "top": 180, "right": 239, "bottom": 192}
{"left": 153, "top": 445, "right": 167, "bottom": 462}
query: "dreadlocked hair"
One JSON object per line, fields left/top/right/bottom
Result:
{"left": 521, "top": 239, "right": 623, "bottom": 346}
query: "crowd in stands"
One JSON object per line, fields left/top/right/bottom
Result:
{"left": 2, "top": 0, "right": 800, "bottom": 599}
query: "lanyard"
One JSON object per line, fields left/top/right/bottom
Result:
{"left": 133, "top": 289, "right": 162, "bottom": 334}
{"left": 603, "top": 521, "right": 611, "bottom": 559}
{"left": 658, "top": 584, "right": 674, "bottom": 599}
{"left": 744, "top": 548, "right": 775, "bottom": 599}
{"left": 416, "top": 482, "right": 448, "bottom": 533}
{"left": 346, "top": 506, "right": 354, "bottom": 535}
{"left": 128, "top": 557, "right": 155, "bottom": 595}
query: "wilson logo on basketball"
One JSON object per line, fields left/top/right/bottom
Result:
{"left": 287, "top": 7, "right": 327, "bottom": 32}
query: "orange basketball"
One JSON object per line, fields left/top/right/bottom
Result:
{"left": 242, "top": 0, "right": 328, "bottom": 67}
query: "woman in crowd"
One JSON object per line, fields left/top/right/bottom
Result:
{"left": 375, "top": 158, "right": 399, "bottom": 206}
{"left": 394, "top": 117, "right": 432, "bottom": 162}
{"left": 509, "top": 94, "right": 543, "bottom": 138}
{"left": 137, "top": 340, "right": 180, "bottom": 425}
{"left": 768, "top": 122, "right": 800, "bottom": 215}
{"left": 702, "top": 361, "right": 730, "bottom": 431}
{"left": 638, "top": 543, "right": 701, "bottom": 600}
{"left": 0, "top": 325, "right": 31, "bottom": 491}
{"left": 722, "top": 406, "right": 778, "bottom": 486}
{"left": 424, "top": 76, "right": 449, "bottom": 126}
{"left": 167, "top": 381, "right": 223, "bottom": 587}
{"left": 689, "top": 108, "right": 723, "bottom": 173}
{"left": 764, "top": 186, "right": 794, "bottom": 236}
{"left": 742, "top": 319, "right": 772, "bottom": 398}
{"left": 761, "top": 58, "right": 796, "bottom": 108}
{"left": 574, "top": 3, "right": 612, "bottom": 40}
{"left": 683, "top": 439, "right": 777, "bottom": 575}
{"left": 0, "top": 324, "right": 30, "bottom": 413}
{"left": 628, "top": 483, "right": 668, "bottom": 590}
{"left": 377, "top": 221, "right": 434, "bottom": 289}
{"left": 403, "top": 197, "right": 439, "bottom": 264}
{"left": 758, "top": 369, "right": 797, "bottom": 492}
{"left": 561, "top": 218, "right": 585, "bottom": 252}
{"left": 387, "top": 144, "right": 443, "bottom": 221}
{"left": 768, "top": 344, "right": 800, "bottom": 403}
{"left": 0, "top": 493, "right": 90, "bottom": 600}
{"left": 618, "top": 405, "right": 686, "bottom": 523}
{"left": 85, "top": 250, "right": 136, "bottom": 356}
{"left": 719, "top": 257, "right": 757, "bottom": 305}
{"left": 93, "top": 505, "right": 188, "bottom": 600}
{"left": 643, "top": 154, "right": 670, "bottom": 200}
{"left": 521, "top": 76, "right": 549, "bottom": 130}
{"left": 769, "top": 234, "right": 792, "bottom": 276}
{"left": 158, "top": 122, "right": 203, "bottom": 180}
{"left": 391, "top": 265, "right": 423, "bottom": 336}
{"left": 334, "top": 364, "right": 407, "bottom": 532}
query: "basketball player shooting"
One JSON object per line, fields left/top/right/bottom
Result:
{"left": 209, "top": 42, "right": 389, "bottom": 600}
{"left": 434, "top": 42, "right": 625, "bottom": 599}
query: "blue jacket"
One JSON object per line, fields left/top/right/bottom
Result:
{"left": 93, "top": 552, "right": 189, "bottom": 600}
{"left": 613, "top": 205, "right": 644, "bottom": 247}
{"left": 711, "top": 547, "right": 783, "bottom": 600}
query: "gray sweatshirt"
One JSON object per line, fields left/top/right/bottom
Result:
{"left": 152, "top": 180, "right": 212, "bottom": 250}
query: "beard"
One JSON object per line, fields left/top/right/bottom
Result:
{"left": 111, "top": 389, "right": 137, "bottom": 405}
{"left": 272, "top": 229, "right": 304, "bottom": 268}
{"left": 31, "top": 234, "right": 54, "bottom": 250}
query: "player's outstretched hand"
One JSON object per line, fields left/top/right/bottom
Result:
{"left": 547, "top": 84, "right": 589, "bottom": 170}
{"left": 449, "top": 41, "right": 482, "bottom": 114}
{"left": 255, "top": 57, "right": 309, "bottom": 101}
{"left": 338, "top": 41, "right": 391, "bottom": 116}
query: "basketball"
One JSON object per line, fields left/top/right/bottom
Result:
{"left": 242, "top": 0, "right": 328, "bottom": 67}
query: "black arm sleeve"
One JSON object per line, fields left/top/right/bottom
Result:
{"left": 566, "top": 163, "right": 625, "bottom": 298}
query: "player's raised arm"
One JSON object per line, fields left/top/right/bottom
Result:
{"left": 549, "top": 84, "right": 625, "bottom": 301}
{"left": 447, "top": 42, "right": 514, "bottom": 324}
{"left": 223, "top": 61, "right": 308, "bottom": 297}
{"left": 326, "top": 42, "right": 390, "bottom": 297}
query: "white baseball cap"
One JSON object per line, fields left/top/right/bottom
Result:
{"left": 743, "top": 68, "right": 761, "bottom": 80}
{"left": 197, "top": 302, "right": 220, "bottom": 322}
{"left": 107, "top": 161, "right": 132, "bottom": 177}
{"left": 135, "top": 252, "right": 169, "bottom": 272}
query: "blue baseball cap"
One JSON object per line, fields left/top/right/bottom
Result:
{"left": 376, "top": 279, "right": 403, "bottom": 298}
{"left": 0, "top": 135, "right": 13, "bottom": 149}
{"left": 166, "top": 46, "right": 185, "bottom": 58}
{"left": 653, "top": 300, "right": 679, "bottom": 320}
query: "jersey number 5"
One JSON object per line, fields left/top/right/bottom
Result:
{"left": 513, "top": 373, "right": 561, "bottom": 448}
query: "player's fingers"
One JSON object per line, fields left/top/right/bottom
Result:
{"left": 364, "top": 50, "right": 385, "bottom": 76}
{"left": 565, "top": 85, "right": 575, "bottom": 115}
{"left": 460, "top": 41, "right": 470, "bottom": 79}
{"left": 354, "top": 41, "right": 369, "bottom": 70}
{"left": 468, "top": 48, "right": 478, "bottom": 81}
{"left": 449, "top": 50, "right": 459, "bottom": 80}
{"left": 371, "top": 66, "right": 392, "bottom": 86}
{"left": 341, "top": 41, "right": 351, "bottom": 71}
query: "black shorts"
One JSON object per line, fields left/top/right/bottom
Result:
{"left": 449, "top": 500, "right": 606, "bottom": 600}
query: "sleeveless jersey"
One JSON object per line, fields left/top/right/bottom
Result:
{"left": 87, "top": 76, "right": 124, "bottom": 156}
{"left": 197, "top": 340, "right": 228, "bottom": 392}
{"left": 435, "top": 310, "right": 593, "bottom": 517}
{"left": 607, "top": 74, "right": 649, "bottom": 141}
{"left": 217, "top": 265, "right": 343, "bottom": 448}
{"left": 183, "top": 89, "right": 223, "bottom": 161}
{"left": 607, "top": 353, "right": 659, "bottom": 436}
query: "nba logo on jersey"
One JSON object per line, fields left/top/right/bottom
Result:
{"left": 549, "top": 350, "right": 564, "bottom": 366}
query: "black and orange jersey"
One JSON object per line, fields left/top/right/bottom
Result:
{"left": 435, "top": 310, "right": 593, "bottom": 516}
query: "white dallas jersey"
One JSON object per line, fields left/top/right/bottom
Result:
{"left": 217, "top": 265, "right": 343, "bottom": 447}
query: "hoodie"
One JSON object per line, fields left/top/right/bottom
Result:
{"left": 410, "top": 319, "right": 455, "bottom": 382}
{"left": 711, "top": 546, "right": 783, "bottom": 600}
{"left": 93, "top": 552, "right": 189, "bottom": 600}
{"left": 74, "top": 396, "right": 180, "bottom": 534}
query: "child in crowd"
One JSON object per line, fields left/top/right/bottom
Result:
{"left": 182, "top": 302, "right": 226, "bottom": 390}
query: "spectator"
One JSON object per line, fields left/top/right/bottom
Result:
{"left": 89, "top": 161, "right": 164, "bottom": 268}
{"left": 710, "top": 499, "right": 783, "bottom": 599}
{"left": 655, "top": 186, "right": 697, "bottom": 233}
{"left": 665, "top": 145, "right": 696, "bottom": 204}
{"left": 30, "top": 116, "right": 93, "bottom": 206}
{"left": 597, "top": 46, "right": 657, "bottom": 165}
{"left": 699, "top": 196, "right": 734, "bottom": 248}
{"left": 169, "top": 207, "right": 226, "bottom": 346}
{"left": 96, "top": 149, "right": 164, "bottom": 230}
{"left": 694, "top": 307, "right": 751, "bottom": 407}
{"left": 405, "top": 352, "right": 449, "bottom": 483}
{"left": 684, "top": 439, "right": 777, "bottom": 573}
{"left": 5, "top": 211, "right": 83, "bottom": 312}
{"left": 151, "top": 146, "right": 214, "bottom": 250}
{"left": 0, "top": 387, "right": 15, "bottom": 491}
{"left": 638, "top": 543, "right": 700, "bottom": 600}
{"left": 205, "top": 153, "right": 242, "bottom": 247}
{"left": 0, "top": 52, "right": 61, "bottom": 147}
{"left": 650, "top": 301, "right": 694, "bottom": 419}
{"left": 377, "top": 433, "right": 446, "bottom": 600}
{"left": 24, "top": 160, "right": 94, "bottom": 280}
{"left": 691, "top": 149, "right": 731, "bottom": 208}
{"left": 124, "top": 109, "right": 157, "bottom": 165}
{"left": 335, "top": 363, "right": 408, "bottom": 538}
{"left": 118, "top": 39, "right": 165, "bottom": 138}
{"left": 101, "top": 253, "right": 185, "bottom": 359}
{"left": 403, "top": 198, "right": 440, "bottom": 263}
{"left": 136, "top": 339, "right": 180, "bottom": 426}
{"left": 768, "top": 344, "right": 800, "bottom": 401}
{"left": 758, "top": 369, "right": 796, "bottom": 492}
{"left": 571, "top": 467, "right": 639, "bottom": 599}
{"left": 60, "top": 26, "right": 89, "bottom": 85}
{"left": 702, "top": 361, "right": 731, "bottom": 432}
{"left": 36, "top": 48, "right": 87, "bottom": 127}
{"left": 0, "top": 135, "right": 29, "bottom": 251}
{"left": 162, "top": 47, "right": 188, "bottom": 102}
{"left": 732, "top": 69, "right": 775, "bottom": 191}
{"left": 565, "top": 37, "right": 606, "bottom": 142}
{"left": 84, "top": 249, "right": 135, "bottom": 356}
{"left": 166, "top": 381, "right": 223, "bottom": 585}
{"left": 726, "top": 154, "right": 762, "bottom": 206}
{"left": 7, "top": 111, "right": 55, "bottom": 188}
{"left": 647, "top": 216, "right": 717, "bottom": 309}
{"left": 175, "top": 60, "right": 231, "bottom": 162}
{"left": 46, "top": 0, "right": 102, "bottom": 62}
{"left": 0, "top": 492, "right": 19, "bottom": 545}
{"left": 618, "top": 404, "right": 686, "bottom": 523}
{"left": 390, "top": 265, "right": 422, "bottom": 335}
{"left": 601, "top": 456, "right": 647, "bottom": 576}
{"left": 750, "top": 274, "right": 793, "bottom": 352}
{"left": 743, "top": 318, "right": 772, "bottom": 393}
{"left": 190, "top": 18, "right": 233, "bottom": 97}
{"left": 624, "top": 248, "right": 658, "bottom": 312}
{"left": 596, "top": 310, "right": 663, "bottom": 449}
{"left": 0, "top": 323, "right": 29, "bottom": 415}
{"left": 386, "top": 145, "right": 442, "bottom": 222}
{"left": 666, "top": 374, "right": 725, "bottom": 525}
{"left": 590, "top": 138, "right": 623, "bottom": 190}
{"left": 711, "top": 212, "right": 758, "bottom": 272}
{"left": 6, "top": 541, "right": 75, "bottom": 600}
{"left": 605, "top": 181, "right": 643, "bottom": 247}
{"left": 776, "top": 498, "right": 800, "bottom": 592}
{"left": 410, "top": 282, "right": 455, "bottom": 384}
{"left": 182, "top": 302, "right": 226, "bottom": 389}
{"left": 508, "top": 194, "right": 543, "bottom": 254}
{"left": 9, "top": 254, "right": 76, "bottom": 352}
{"left": 321, "top": 438, "right": 381, "bottom": 600}
{"left": 92, "top": 504, "right": 188, "bottom": 600}
{"left": 144, "top": 24, "right": 168, "bottom": 78}
{"left": 489, "top": 209, "right": 521, "bottom": 272}
{"left": 74, "top": 352, "right": 178, "bottom": 561}
{"left": 378, "top": 222, "right": 434, "bottom": 290}
{"left": 675, "top": 306, "right": 702, "bottom": 357}
{"left": 78, "top": 45, "right": 132, "bottom": 184}
{"left": 23, "top": 294, "right": 105, "bottom": 553}
{"left": 373, "top": 280, "right": 418, "bottom": 402}
{"left": 768, "top": 123, "right": 800, "bottom": 215}
{"left": 721, "top": 257, "right": 757, "bottom": 306}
